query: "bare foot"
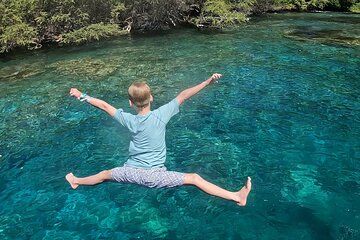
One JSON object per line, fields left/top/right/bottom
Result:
{"left": 235, "top": 177, "right": 252, "bottom": 206}
{"left": 65, "top": 173, "right": 79, "bottom": 189}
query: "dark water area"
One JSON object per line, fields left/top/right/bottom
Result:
{"left": 0, "top": 12, "right": 359, "bottom": 239}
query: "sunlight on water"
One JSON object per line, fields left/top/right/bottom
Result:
{"left": 0, "top": 12, "right": 359, "bottom": 239}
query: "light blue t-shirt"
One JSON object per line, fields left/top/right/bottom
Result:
{"left": 113, "top": 98, "right": 180, "bottom": 168}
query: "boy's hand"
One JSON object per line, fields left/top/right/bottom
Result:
{"left": 176, "top": 73, "right": 222, "bottom": 105}
{"left": 208, "top": 73, "right": 222, "bottom": 85}
{"left": 69, "top": 88, "right": 82, "bottom": 99}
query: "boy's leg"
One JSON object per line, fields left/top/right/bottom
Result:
{"left": 183, "top": 173, "right": 252, "bottom": 206}
{"left": 65, "top": 170, "right": 112, "bottom": 189}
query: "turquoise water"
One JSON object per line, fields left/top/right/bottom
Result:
{"left": 0, "top": 12, "right": 359, "bottom": 239}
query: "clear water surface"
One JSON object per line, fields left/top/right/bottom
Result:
{"left": 0, "top": 12, "right": 359, "bottom": 239}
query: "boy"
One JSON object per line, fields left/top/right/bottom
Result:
{"left": 66, "top": 73, "right": 251, "bottom": 206}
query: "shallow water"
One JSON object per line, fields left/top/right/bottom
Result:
{"left": 0, "top": 12, "right": 359, "bottom": 239}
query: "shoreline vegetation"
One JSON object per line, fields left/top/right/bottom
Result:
{"left": 1, "top": 0, "right": 359, "bottom": 54}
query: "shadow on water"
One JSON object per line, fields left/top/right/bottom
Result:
{"left": 266, "top": 202, "right": 335, "bottom": 239}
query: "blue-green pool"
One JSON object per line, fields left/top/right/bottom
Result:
{"left": 0, "top": 12, "right": 359, "bottom": 239}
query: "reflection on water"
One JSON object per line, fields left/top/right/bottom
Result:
{"left": 0, "top": 12, "right": 359, "bottom": 240}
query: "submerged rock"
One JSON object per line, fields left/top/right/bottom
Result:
{"left": 284, "top": 27, "right": 360, "bottom": 47}
{"left": 0, "top": 64, "right": 45, "bottom": 81}
{"left": 48, "top": 58, "right": 119, "bottom": 78}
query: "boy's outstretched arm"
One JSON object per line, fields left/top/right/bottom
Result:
{"left": 176, "top": 73, "right": 222, "bottom": 105}
{"left": 69, "top": 88, "right": 117, "bottom": 117}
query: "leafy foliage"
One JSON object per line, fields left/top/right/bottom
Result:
{"left": 0, "top": 23, "right": 37, "bottom": 52}
{"left": 273, "top": 0, "right": 360, "bottom": 10}
{"left": 117, "top": 0, "right": 190, "bottom": 31}
{"left": 191, "top": 0, "right": 255, "bottom": 28}
{"left": 1, "top": 0, "right": 359, "bottom": 52}
{"left": 350, "top": 2, "right": 360, "bottom": 12}
{"left": 60, "top": 23, "right": 127, "bottom": 45}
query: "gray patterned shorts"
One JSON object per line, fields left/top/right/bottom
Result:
{"left": 111, "top": 166, "right": 185, "bottom": 188}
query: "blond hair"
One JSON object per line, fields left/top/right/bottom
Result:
{"left": 128, "top": 81, "right": 152, "bottom": 108}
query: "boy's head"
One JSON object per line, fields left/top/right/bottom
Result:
{"left": 128, "top": 81, "right": 153, "bottom": 108}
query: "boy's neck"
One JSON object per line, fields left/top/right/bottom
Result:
{"left": 136, "top": 105, "right": 151, "bottom": 116}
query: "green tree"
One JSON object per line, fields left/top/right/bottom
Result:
{"left": 192, "top": 0, "right": 254, "bottom": 28}
{"left": 116, "top": 0, "right": 190, "bottom": 31}
{"left": 1, "top": 0, "right": 359, "bottom": 53}
{"left": 0, "top": 0, "right": 39, "bottom": 52}
{"left": 350, "top": 2, "right": 360, "bottom": 12}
